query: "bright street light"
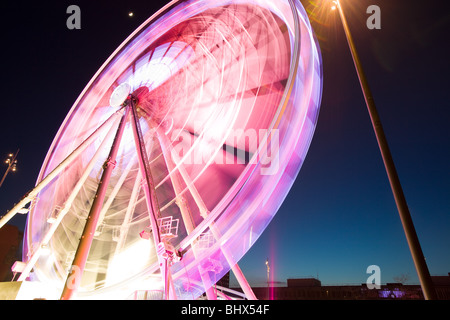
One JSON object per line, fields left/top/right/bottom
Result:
{"left": 0, "top": 149, "right": 19, "bottom": 188}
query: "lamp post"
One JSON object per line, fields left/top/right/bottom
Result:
{"left": 0, "top": 149, "right": 19, "bottom": 188}
{"left": 265, "top": 258, "right": 270, "bottom": 300}
{"left": 331, "top": 0, "right": 436, "bottom": 299}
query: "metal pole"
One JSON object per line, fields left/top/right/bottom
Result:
{"left": 60, "top": 106, "right": 130, "bottom": 300}
{"left": 266, "top": 259, "right": 270, "bottom": 300}
{"left": 335, "top": 0, "right": 436, "bottom": 300}
{"left": 128, "top": 100, "right": 177, "bottom": 300}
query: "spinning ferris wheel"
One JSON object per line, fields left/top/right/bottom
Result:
{"left": 1, "top": 0, "right": 322, "bottom": 300}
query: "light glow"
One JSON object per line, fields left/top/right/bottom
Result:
{"left": 105, "top": 239, "right": 154, "bottom": 287}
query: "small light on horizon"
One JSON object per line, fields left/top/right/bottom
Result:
{"left": 128, "top": 12, "right": 134, "bottom": 17}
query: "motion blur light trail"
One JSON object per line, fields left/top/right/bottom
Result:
{"left": 20, "top": 0, "right": 322, "bottom": 299}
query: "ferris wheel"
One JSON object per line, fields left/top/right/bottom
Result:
{"left": 2, "top": 0, "right": 322, "bottom": 300}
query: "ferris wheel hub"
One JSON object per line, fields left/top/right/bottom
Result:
{"left": 109, "top": 83, "right": 131, "bottom": 108}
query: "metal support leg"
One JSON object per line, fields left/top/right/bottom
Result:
{"left": 60, "top": 106, "right": 130, "bottom": 300}
{"left": 129, "top": 100, "right": 177, "bottom": 300}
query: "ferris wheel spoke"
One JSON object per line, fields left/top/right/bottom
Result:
{"left": 113, "top": 171, "right": 142, "bottom": 256}
{"left": 188, "top": 8, "right": 279, "bottom": 68}
{"left": 156, "top": 127, "right": 221, "bottom": 300}
{"left": 95, "top": 153, "right": 138, "bottom": 231}
{"left": 190, "top": 76, "right": 289, "bottom": 115}
{"left": 162, "top": 126, "right": 255, "bottom": 299}
{"left": 148, "top": 45, "right": 288, "bottom": 123}
{"left": 161, "top": 40, "right": 176, "bottom": 59}
{"left": 0, "top": 108, "right": 124, "bottom": 230}
{"left": 155, "top": 50, "right": 272, "bottom": 117}
{"left": 172, "top": 41, "right": 193, "bottom": 63}
{"left": 154, "top": 127, "right": 209, "bottom": 218}
{"left": 182, "top": 127, "right": 254, "bottom": 161}
{"left": 17, "top": 118, "right": 122, "bottom": 282}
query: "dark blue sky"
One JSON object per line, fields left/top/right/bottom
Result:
{"left": 0, "top": 0, "right": 448, "bottom": 289}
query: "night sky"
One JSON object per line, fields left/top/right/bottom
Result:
{"left": 0, "top": 0, "right": 449, "bottom": 289}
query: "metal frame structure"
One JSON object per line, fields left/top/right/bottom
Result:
{"left": 0, "top": 0, "right": 323, "bottom": 300}
{"left": 2, "top": 94, "right": 256, "bottom": 300}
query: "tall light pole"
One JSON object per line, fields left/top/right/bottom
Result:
{"left": 332, "top": 0, "right": 436, "bottom": 299}
{"left": 0, "top": 149, "right": 19, "bottom": 188}
{"left": 265, "top": 258, "right": 270, "bottom": 300}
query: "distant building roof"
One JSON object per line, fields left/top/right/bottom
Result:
{"left": 287, "top": 278, "right": 321, "bottom": 287}
{"left": 432, "top": 273, "right": 450, "bottom": 286}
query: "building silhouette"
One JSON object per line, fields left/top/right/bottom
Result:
{"left": 0, "top": 224, "right": 23, "bottom": 282}
{"left": 240, "top": 275, "right": 450, "bottom": 300}
{"left": 1, "top": 223, "right": 449, "bottom": 300}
